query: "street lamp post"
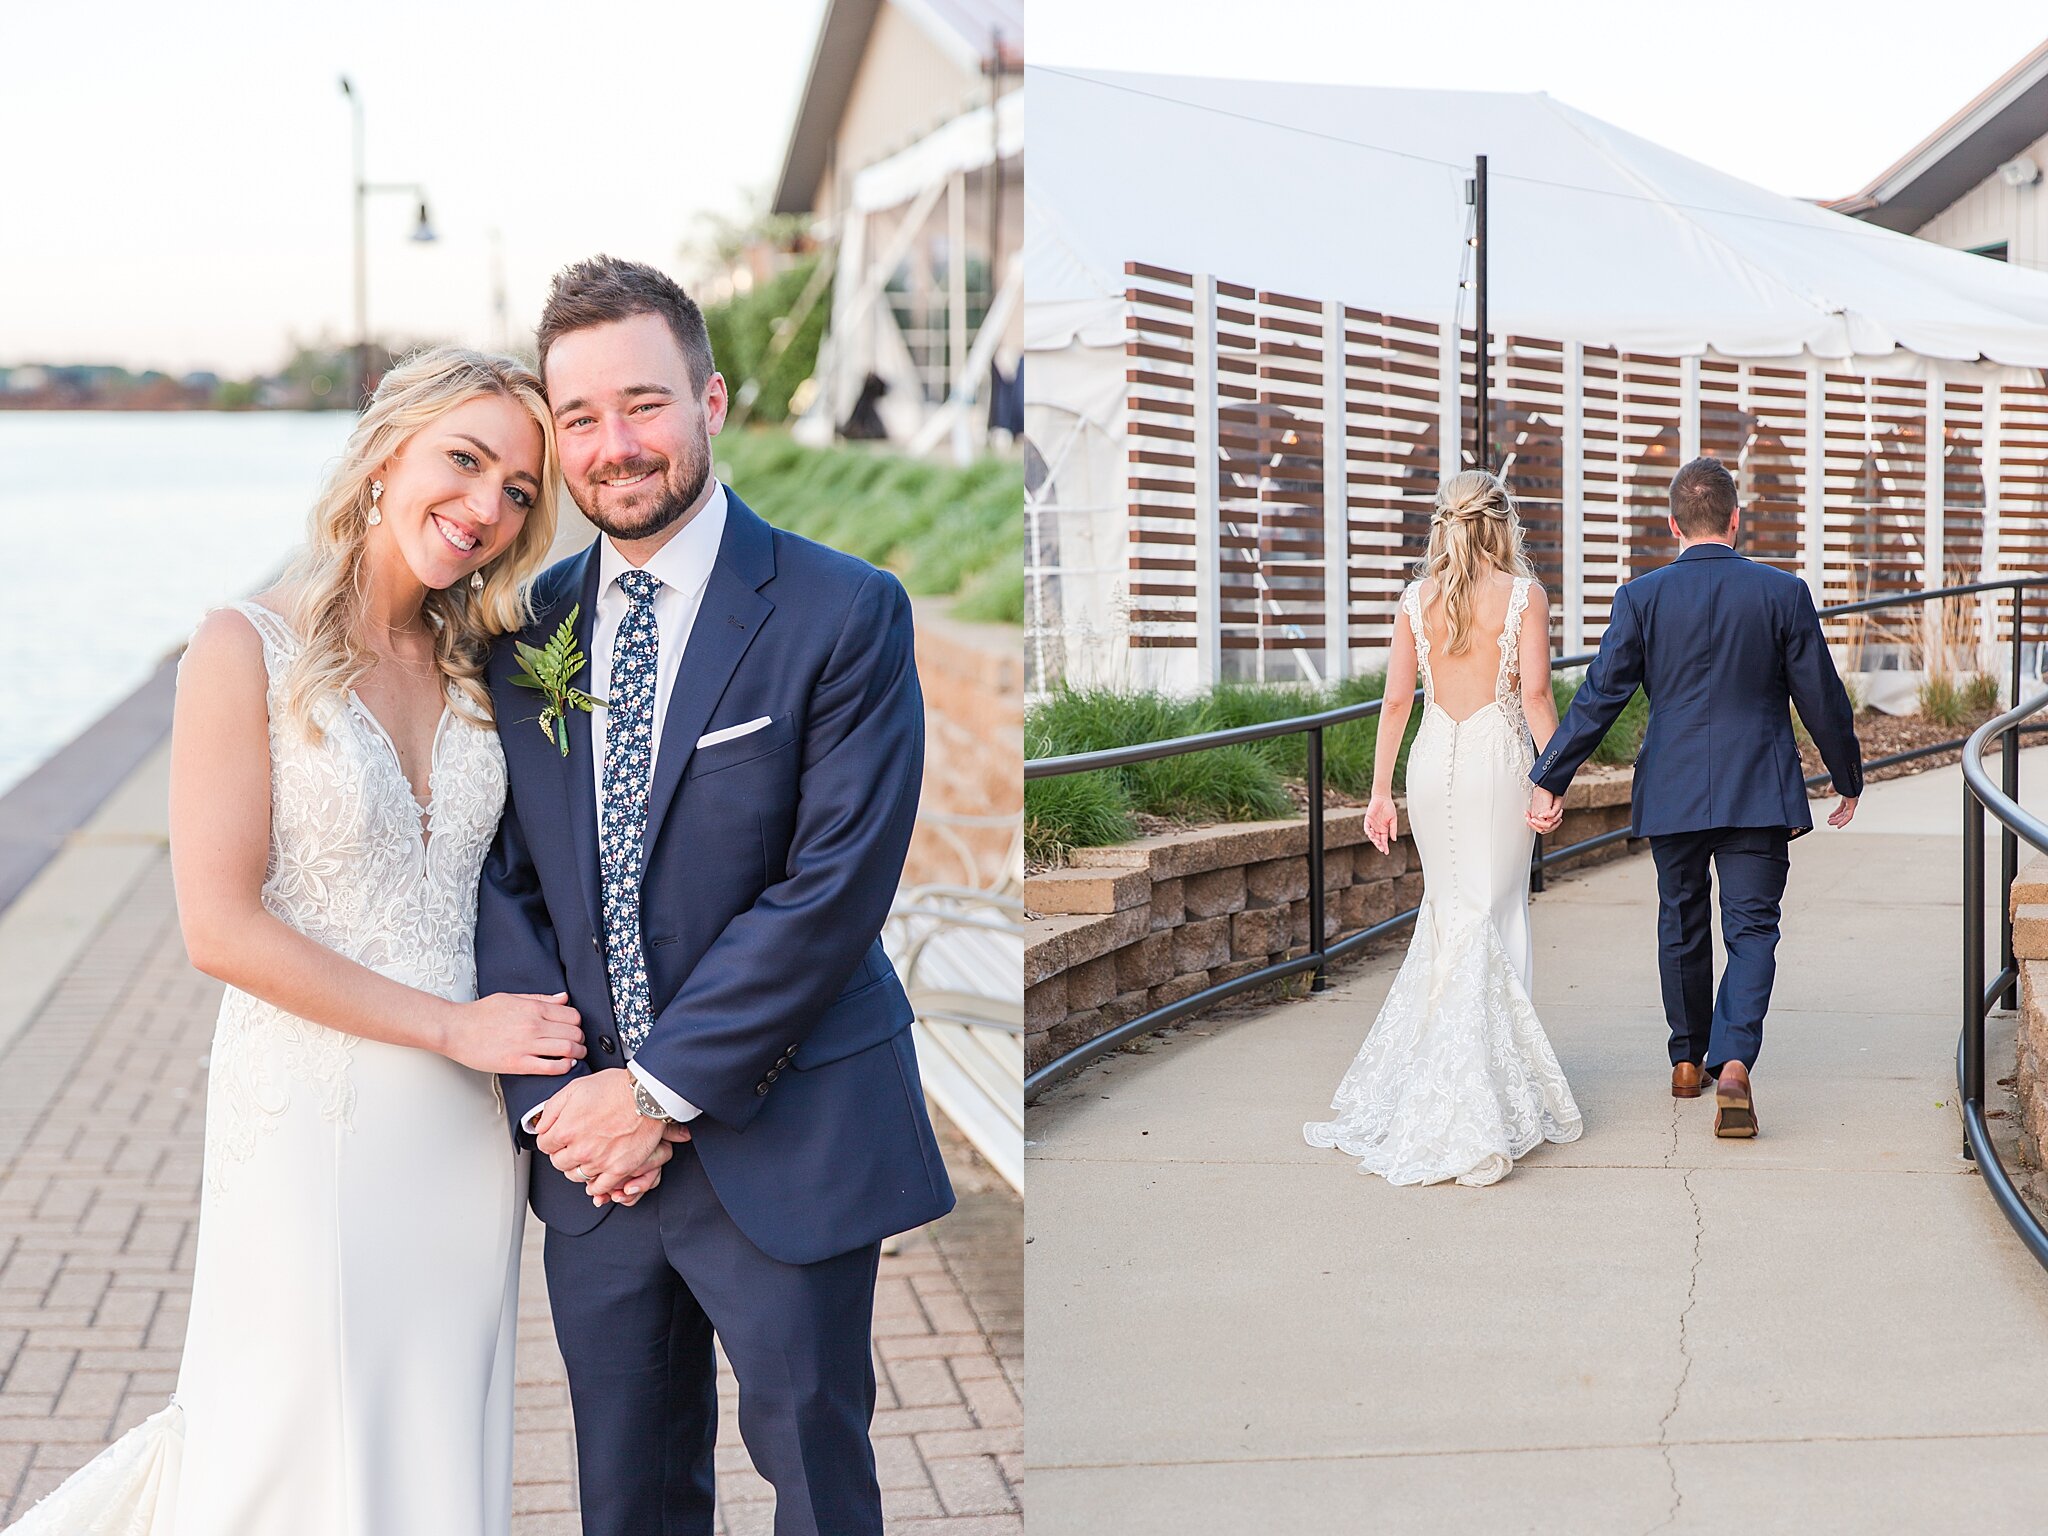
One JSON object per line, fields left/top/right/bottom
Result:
{"left": 339, "top": 76, "right": 437, "bottom": 407}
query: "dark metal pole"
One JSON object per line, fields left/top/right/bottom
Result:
{"left": 342, "top": 77, "right": 368, "bottom": 408}
{"left": 1473, "top": 154, "right": 1489, "bottom": 471}
{"left": 2002, "top": 585, "right": 2024, "bottom": 1009}
{"left": 1963, "top": 770, "right": 1986, "bottom": 1160}
{"left": 1308, "top": 727, "right": 1328, "bottom": 992}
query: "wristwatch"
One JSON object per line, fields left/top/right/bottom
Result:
{"left": 631, "top": 1076, "right": 677, "bottom": 1123}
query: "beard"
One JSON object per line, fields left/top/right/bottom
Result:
{"left": 573, "top": 425, "right": 712, "bottom": 541}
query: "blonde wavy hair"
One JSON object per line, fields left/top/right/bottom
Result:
{"left": 1415, "top": 469, "right": 1534, "bottom": 655}
{"left": 276, "top": 347, "right": 559, "bottom": 740}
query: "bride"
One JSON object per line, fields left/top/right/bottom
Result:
{"left": 10, "top": 349, "right": 665, "bottom": 1534}
{"left": 1304, "top": 469, "right": 1583, "bottom": 1186}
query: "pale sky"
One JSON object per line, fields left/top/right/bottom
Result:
{"left": 2, "top": 0, "right": 828, "bottom": 374}
{"left": 1031, "top": 0, "right": 2048, "bottom": 205}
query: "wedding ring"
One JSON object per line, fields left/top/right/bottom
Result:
{"left": 570, "top": 1166, "right": 590, "bottom": 1183}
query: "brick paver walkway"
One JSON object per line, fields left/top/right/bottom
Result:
{"left": 0, "top": 851, "right": 1021, "bottom": 1533}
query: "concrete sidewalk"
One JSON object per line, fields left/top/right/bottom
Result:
{"left": 0, "top": 745, "right": 1021, "bottom": 1534}
{"left": 1026, "top": 755, "right": 2048, "bottom": 1536}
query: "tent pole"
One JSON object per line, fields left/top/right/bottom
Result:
{"left": 1983, "top": 382, "right": 2004, "bottom": 677}
{"left": 1802, "top": 357, "right": 1826, "bottom": 599}
{"left": 1193, "top": 274, "right": 1222, "bottom": 686}
{"left": 1323, "top": 298, "right": 1350, "bottom": 683}
{"left": 1473, "top": 155, "right": 1489, "bottom": 471}
{"left": 1563, "top": 341, "right": 1585, "bottom": 652}
{"left": 1680, "top": 356, "right": 1701, "bottom": 467}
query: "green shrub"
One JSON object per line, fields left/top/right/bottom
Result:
{"left": 1125, "top": 743, "right": 1294, "bottom": 823}
{"left": 1025, "top": 672, "right": 1467, "bottom": 852}
{"left": 1023, "top": 763, "right": 1134, "bottom": 864}
{"left": 1023, "top": 687, "right": 1292, "bottom": 840}
{"left": 1962, "top": 672, "right": 2002, "bottom": 717}
{"left": 1920, "top": 674, "right": 1968, "bottom": 730}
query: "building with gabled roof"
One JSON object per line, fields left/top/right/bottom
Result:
{"left": 772, "top": 0, "right": 1022, "bottom": 451}
{"left": 1829, "top": 39, "right": 2048, "bottom": 267}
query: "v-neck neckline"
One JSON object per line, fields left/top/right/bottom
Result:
{"left": 351, "top": 692, "right": 455, "bottom": 832}
{"left": 243, "top": 600, "right": 454, "bottom": 847}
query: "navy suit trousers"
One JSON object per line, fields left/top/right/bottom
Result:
{"left": 542, "top": 1145, "right": 884, "bottom": 1536}
{"left": 1649, "top": 827, "right": 1791, "bottom": 1071}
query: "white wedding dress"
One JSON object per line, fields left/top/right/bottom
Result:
{"left": 1304, "top": 577, "right": 1582, "bottom": 1186}
{"left": 9, "top": 601, "right": 526, "bottom": 1535}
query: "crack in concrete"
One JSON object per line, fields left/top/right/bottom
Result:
{"left": 1645, "top": 1160, "right": 1705, "bottom": 1535}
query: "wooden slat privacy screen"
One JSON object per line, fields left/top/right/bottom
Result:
{"left": 1124, "top": 262, "right": 2047, "bottom": 677}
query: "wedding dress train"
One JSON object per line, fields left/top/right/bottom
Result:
{"left": 8, "top": 601, "right": 526, "bottom": 1534}
{"left": 1305, "top": 577, "right": 1582, "bottom": 1186}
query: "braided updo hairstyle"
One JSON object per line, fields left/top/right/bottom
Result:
{"left": 1416, "top": 469, "right": 1534, "bottom": 655}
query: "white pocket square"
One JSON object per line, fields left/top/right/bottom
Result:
{"left": 696, "top": 716, "right": 773, "bottom": 750}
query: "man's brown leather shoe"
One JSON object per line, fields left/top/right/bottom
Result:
{"left": 1713, "top": 1061, "right": 1759, "bottom": 1138}
{"left": 1671, "top": 1062, "right": 1707, "bottom": 1099}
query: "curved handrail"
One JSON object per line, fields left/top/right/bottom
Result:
{"left": 1959, "top": 693, "right": 2048, "bottom": 1269}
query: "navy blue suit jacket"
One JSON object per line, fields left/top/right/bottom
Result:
{"left": 1530, "top": 543, "right": 1863, "bottom": 838}
{"left": 475, "top": 488, "right": 955, "bottom": 1265}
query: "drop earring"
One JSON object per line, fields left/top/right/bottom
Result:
{"left": 471, "top": 570, "right": 485, "bottom": 591}
{"left": 367, "top": 479, "right": 384, "bottom": 527}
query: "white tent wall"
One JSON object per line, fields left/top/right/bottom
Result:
{"left": 1023, "top": 68, "right": 2048, "bottom": 700}
{"left": 816, "top": 89, "right": 1024, "bottom": 447}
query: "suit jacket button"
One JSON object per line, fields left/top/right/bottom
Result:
{"left": 765, "top": 1069, "right": 780, "bottom": 1082}
{"left": 599, "top": 1036, "right": 617, "bottom": 1055}
{"left": 590, "top": 936, "right": 601, "bottom": 952}
{"left": 755, "top": 1082, "right": 770, "bottom": 1096}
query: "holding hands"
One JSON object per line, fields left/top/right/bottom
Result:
{"left": 1527, "top": 786, "right": 1565, "bottom": 835}
{"left": 534, "top": 1069, "right": 689, "bottom": 1209}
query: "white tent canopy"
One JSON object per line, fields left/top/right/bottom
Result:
{"left": 1023, "top": 68, "right": 2048, "bottom": 696}
{"left": 1025, "top": 66, "right": 2048, "bottom": 366}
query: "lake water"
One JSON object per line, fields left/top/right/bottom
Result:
{"left": 0, "top": 412, "right": 357, "bottom": 796}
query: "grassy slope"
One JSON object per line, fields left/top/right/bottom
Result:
{"left": 712, "top": 430, "right": 1023, "bottom": 624}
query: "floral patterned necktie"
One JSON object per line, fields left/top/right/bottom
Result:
{"left": 600, "top": 568, "right": 663, "bottom": 1054}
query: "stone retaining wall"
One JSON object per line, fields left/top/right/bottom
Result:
{"left": 1024, "top": 766, "right": 1636, "bottom": 1075}
{"left": 2011, "top": 855, "right": 2048, "bottom": 1165}
{"left": 906, "top": 602, "right": 1023, "bottom": 890}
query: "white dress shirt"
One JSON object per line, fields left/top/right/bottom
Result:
{"left": 521, "top": 483, "right": 727, "bottom": 1134}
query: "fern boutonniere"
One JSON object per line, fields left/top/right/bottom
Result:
{"left": 509, "top": 605, "right": 603, "bottom": 757}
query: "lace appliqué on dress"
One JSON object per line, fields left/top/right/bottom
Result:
{"left": 203, "top": 603, "right": 507, "bottom": 1196}
{"left": 4, "top": 1399, "right": 183, "bottom": 1535}
{"left": 1303, "top": 903, "right": 1582, "bottom": 1186}
{"left": 1495, "top": 575, "right": 1533, "bottom": 744}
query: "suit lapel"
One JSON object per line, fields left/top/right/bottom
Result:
{"left": 640, "top": 494, "right": 777, "bottom": 860}
{"left": 559, "top": 545, "right": 605, "bottom": 942}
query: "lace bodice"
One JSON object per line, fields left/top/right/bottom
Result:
{"left": 202, "top": 602, "right": 509, "bottom": 1189}
{"left": 232, "top": 601, "right": 506, "bottom": 993}
{"left": 1404, "top": 576, "right": 1534, "bottom": 744}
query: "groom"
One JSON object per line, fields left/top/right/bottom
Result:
{"left": 1527, "top": 455, "right": 1863, "bottom": 1139}
{"left": 476, "top": 256, "right": 954, "bottom": 1535}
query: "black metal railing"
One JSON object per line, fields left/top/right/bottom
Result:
{"left": 1961, "top": 687, "right": 2048, "bottom": 1269}
{"left": 1027, "top": 575, "right": 2048, "bottom": 1102}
